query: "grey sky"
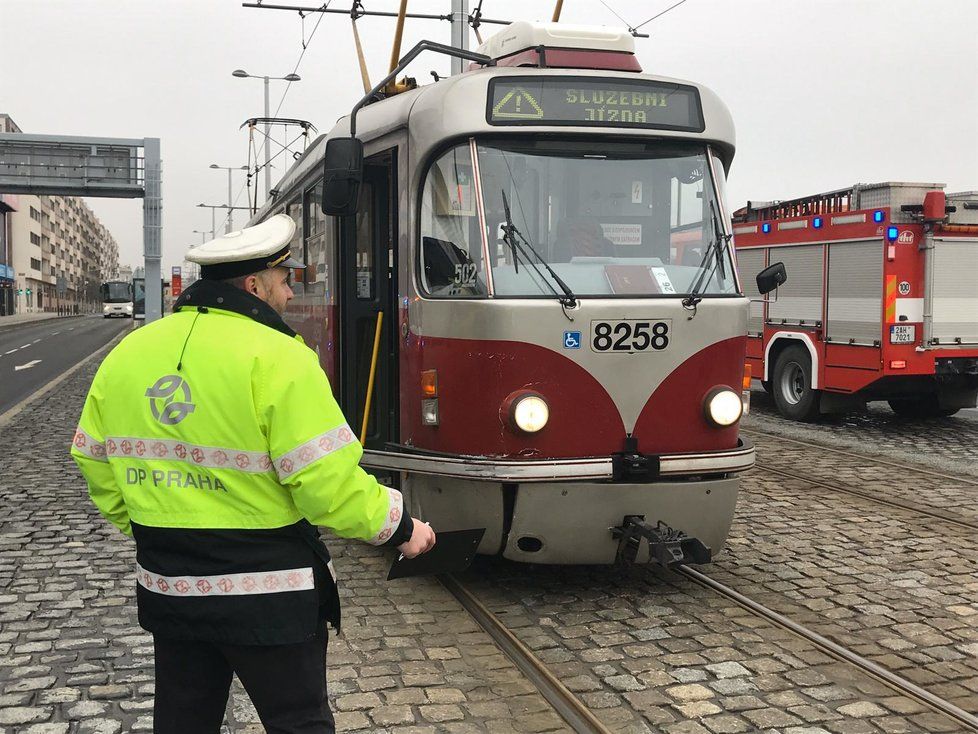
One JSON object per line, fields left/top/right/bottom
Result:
{"left": 2, "top": 0, "right": 976, "bottom": 274}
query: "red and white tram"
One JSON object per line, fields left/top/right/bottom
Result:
{"left": 253, "top": 22, "right": 776, "bottom": 564}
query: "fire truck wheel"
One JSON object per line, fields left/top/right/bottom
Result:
{"left": 887, "top": 397, "right": 960, "bottom": 419}
{"left": 772, "top": 345, "right": 821, "bottom": 421}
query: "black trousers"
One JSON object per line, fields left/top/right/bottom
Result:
{"left": 152, "top": 629, "right": 335, "bottom": 734}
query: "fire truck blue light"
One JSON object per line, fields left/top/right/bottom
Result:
{"left": 873, "top": 210, "right": 885, "bottom": 223}
{"left": 762, "top": 222, "right": 771, "bottom": 233}
{"left": 887, "top": 226, "right": 899, "bottom": 241}
{"left": 813, "top": 217, "right": 823, "bottom": 228}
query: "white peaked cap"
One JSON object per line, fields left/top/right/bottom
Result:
{"left": 186, "top": 214, "right": 300, "bottom": 265}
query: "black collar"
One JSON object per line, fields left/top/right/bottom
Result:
{"left": 173, "top": 279, "right": 296, "bottom": 338}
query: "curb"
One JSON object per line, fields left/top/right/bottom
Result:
{"left": 0, "top": 329, "right": 127, "bottom": 428}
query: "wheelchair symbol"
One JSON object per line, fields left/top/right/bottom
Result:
{"left": 563, "top": 331, "right": 582, "bottom": 349}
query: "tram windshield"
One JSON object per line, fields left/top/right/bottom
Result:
{"left": 419, "top": 139, "right": 738, "bottom": 299}
{"left": 100, "top": 281, "right": 132, "bottom": 303}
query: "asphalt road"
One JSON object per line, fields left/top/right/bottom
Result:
{"left": 0, "top": 315, "right": 130, "bottom": 415}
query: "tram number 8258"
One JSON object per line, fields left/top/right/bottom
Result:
{"left": 591, "top": 320, "right": 670, "bottom": 353}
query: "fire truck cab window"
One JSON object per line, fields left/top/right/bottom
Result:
{"left": 419, "top": 144, "right": 489, "bottom": 297}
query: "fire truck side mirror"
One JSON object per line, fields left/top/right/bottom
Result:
{"left": 756, "top": 262, "right": 787, "bottom": 295}
{"left": 322, "top": 137, "right": 364, "bottom": 217}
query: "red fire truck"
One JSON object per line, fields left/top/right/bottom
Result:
{"left": 733, "top": 182, "right": 978, "bottom": 420}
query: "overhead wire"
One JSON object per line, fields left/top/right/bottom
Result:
{"left": 597, "top": 0, "right": 632, "bottom": 28}
{"left": 633, "top": 0, "right": 690, "bottom": 30}
{"left": 594, "top": 0, "right": 691, "bottom": 34}
{"left": 273, "top": 0, "right": 335, "bottom": 118}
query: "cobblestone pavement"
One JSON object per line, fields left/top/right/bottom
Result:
{"left": 744, "top": 387, "right": 978, "bottom": 479}
{"left": 0, "top": 361, "right": 563, "bottom": 733}
{"left": 459, "top": 555, "right": 967, "bottom": 733}
{"left": 712, "top": 470, "right": 978, "bottom": 718}
{"left": 3, "top": 358, "right": 976, "bottom": 733}
{"left": 749, "top": 430, "right": 978, "bottom": 527}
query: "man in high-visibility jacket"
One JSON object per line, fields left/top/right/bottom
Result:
{"left": 71, "top": 214, "right": 435, "bottom": 733}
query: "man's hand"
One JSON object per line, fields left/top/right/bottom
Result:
{"left": 397, "top": 518, "right": 435, "bottom": 559}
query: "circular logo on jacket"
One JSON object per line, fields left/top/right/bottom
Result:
{"left": 145, "top": 375, "right": 196, "bottom": 425}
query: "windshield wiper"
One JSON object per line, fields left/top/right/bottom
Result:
{"left": 500, "top": 190, "right": 578, "bottom": 309}
{"left": 682, "top": 200, "right": 731, "bottom": 311}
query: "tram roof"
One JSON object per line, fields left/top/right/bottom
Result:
{"left": 260, "top": 66, "right": 735, "bottom": 217}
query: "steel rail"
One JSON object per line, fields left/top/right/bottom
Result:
{"left": 439, "top": 575, "right": 612, "bottom": 734}
{"left": 754, "top": 462, "right": 978, "bottom": 534}
{"left": 677, "top": 565, "right": 978, "bottom": 732}
{"left": 742, "top": 426, "right": 978, "bottom": 487}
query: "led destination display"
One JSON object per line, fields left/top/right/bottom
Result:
{"left": 488, "top": 77, "right": 704, "bottom": 131}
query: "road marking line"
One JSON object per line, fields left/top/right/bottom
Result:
{"left": 0, "top": 331, "right": 127, "bottom": 428}
{"left": 32, "top": 339, "right": 41, "bottom": 344}
{"left": 14, "top": 359, "right": 42, "bottom": 371}
{"left": 20, "top": 344, "right": 31, "bottom": 349}
{"left": 51, "top": 331, "right": 60, "bottom": 336}
{"left": 4, "top": 349, "right": 17, "bottom": 355}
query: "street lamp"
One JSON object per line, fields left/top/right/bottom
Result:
{"left": 209, "top": 164, "right": 249, "bottom": 233}
{"left": 192, "top": 230, "right": 210, "bottom": 245}
{"left": 232, "top": 69, "right": 301, "bottom": 200}
{"left": 196, "top": 204, "right": 221, "bottom": 239}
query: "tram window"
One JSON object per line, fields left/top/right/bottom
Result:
{"left": 304, "top": 180, "right": 331, "bottom": 292}
{"left": 355, "top": 183, "right": 374, "bottom": 300}
{"left": 419, "top": 143, "right": 488, "bottom": 297}
{"left": 285, "top": 198, "right": 305, "bottom": 295}
{"left": 474, "top": 140, "right": 738, "bottom": 298}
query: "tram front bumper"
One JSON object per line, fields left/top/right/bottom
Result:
{"left": 502, "top": 476, "right": 739, "bottom": 565}
{"left": 383, "top": 439, "right": 752, "bottom": 565}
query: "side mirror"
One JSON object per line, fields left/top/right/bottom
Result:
{"left": 321, "top": 137, "right": 364, "bottom": 216}
{"left": 756, "top": 262, "right": 787, "bottom": 295}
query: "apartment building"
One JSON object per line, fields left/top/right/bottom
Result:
{"left": 0, "top": 114, "right": 121, "bottom": 315}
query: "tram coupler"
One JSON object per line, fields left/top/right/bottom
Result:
{"left": 611, "top": 516, "right": 712, "bottom": 567}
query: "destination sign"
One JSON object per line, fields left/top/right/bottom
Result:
{"left": 487, "top": 77, "right": 704, "bottom": 132}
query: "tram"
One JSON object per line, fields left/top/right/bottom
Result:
{"left": 252, "top": 22, "right": 782, "bottom": 565}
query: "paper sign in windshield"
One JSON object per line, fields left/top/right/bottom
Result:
{"left": 601, "top": 223, "right": 642, "bottom": 246}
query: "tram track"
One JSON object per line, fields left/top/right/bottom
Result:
{"left": 753, "top": 462, "right": 978, "bottom": 533}
{"left": 439, "top": 574, "right": 612, "bottom": 733}
{"left": 676, "top": 565, "right": 978, "bottom": 733}
{"left": 436, "top": 428, "right": 978, "bottom": 733}
{"left": 742, "top": 426, "right": 978, "bottom": 487}
{"left": 443, "top": 561, "right": 978, "bottom": 734}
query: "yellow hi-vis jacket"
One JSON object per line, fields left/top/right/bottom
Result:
{"left": 71, "top": 280, "right": 410, "bottom": 643}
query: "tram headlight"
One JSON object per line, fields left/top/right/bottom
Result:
{"left": 704, "top": 387, "right": 742, "bottom": 427}
{"left": 503, "top": 391, "right": 550, "bottom": 434}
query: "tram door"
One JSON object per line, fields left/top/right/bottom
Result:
{"left": 339, "top": 151, "right": 397, "bottom": 456}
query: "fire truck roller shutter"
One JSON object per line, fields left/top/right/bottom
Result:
{"left": 827, "top": 242, "right": 883, "bottom": 345}
{"left": 767, "top": 245, "right": 824, "bottom": 327}
{"left": 735, "top": 247, "right": 766, "bottom": 336}
{"left": 931, "top": 237, "right": 978, "bottom": 345}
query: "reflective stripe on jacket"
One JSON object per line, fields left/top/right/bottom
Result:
{"left": 71, "top": 279, "right": 411, "bottom": 643}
